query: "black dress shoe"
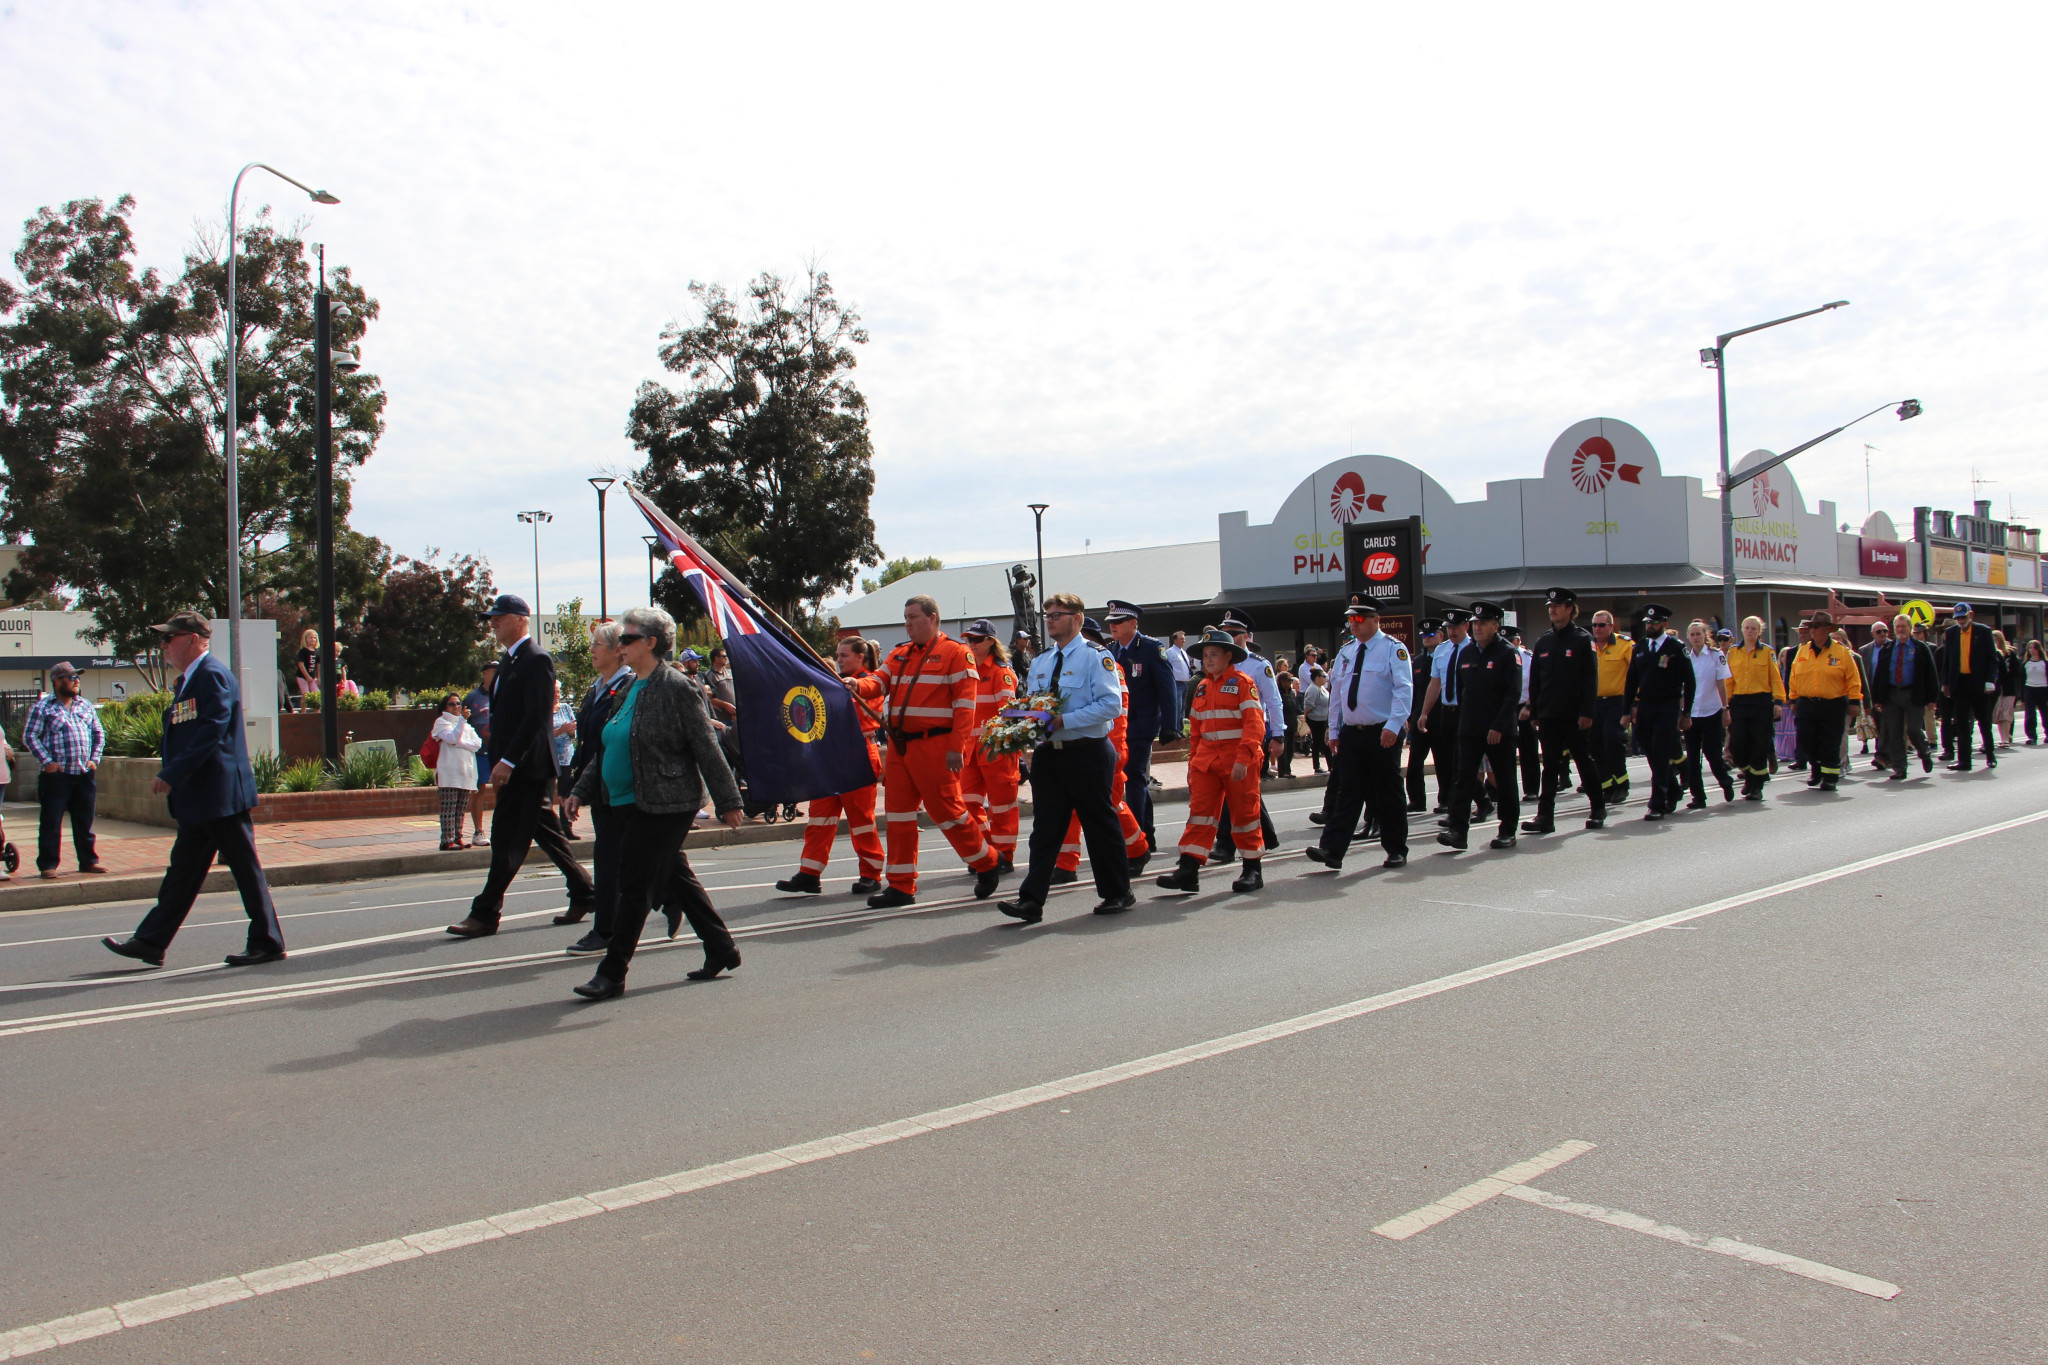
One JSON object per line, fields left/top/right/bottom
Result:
{"left": 1303, "top": 845, "right": 1341, "bottom": 869}
{"left": 1520, "top": 819, "right": 1553, "bottom": 834}
{"left": 1230, "top": 862, "right": 1263, "bottom": 893}
{"left": 224, "top": 947, "right": 287, "bottom": 967}
{"left": 662, "top": 904, "right": 684, "bottom": 939}
{"left": 1436, "top": 831, "right": 1467, "bottom": 850}
{"left": 1049, "top": 868, "right": 1079, "bottom": 885}
{"left": 1684, "top": 798, "right": 1708, "bottom": 811}
{"left": 565, "top": 931, "right": 610, "bottom": 956}
{"left": 1585, "top": 812, "right": 1607, "bottom": 828}
{"left": 1887, "top": 772, "right": 1908, "bottom": 781}
{"left": 1921, "top": 755, "right": 1934, "bottom": 773}
{"left": 101, "top": 936, "right": 164, "bottom": 967}
{"left": 1382, "top": 854, "right": 1407, "bottom": 869}
{"left": 1488, "top": 835, "right": 1516, "bottom": 850}
{"left": 1946, "top": 761, "right": 1970, "bottom": 771}
{"left": 1643, "top": 809, "right": 1665, "bottom": 821}
{"left": 1210, "top": 847, "right": 1236, "bottom": 865}
{"left": 998, "top": 898, "right": 1044, "bottom": 923}
{"left": 973, "top": 868, "right": 1002, "bottom": 900}
{"left": 775, "top": 873, "right": 823, "bottom": 894}
{"left": 1125, "top": 854, "right": 1150, "bottom": 877}
{"left": 1308, "top": 811, "right": 1327, "bottom": 825}
{"left": 573, "top": 973, "right": 624, "bottom": 1000}
{"left": 686, "top": 949, "right": 741, "bottom": 981}
{"left": 995, "top": 857, "right": 1013, "bottom": 875}
{"left": 850, "top": 877, "right": 882, "bottom": 896}
{"left": 1744, "top": 791, "right": 1764, "bottom": 801}
{"left": 867, "top": 886, "right": 916, "bottom": 909}
{"left": 552, "top": 906, "right": 589, "bottom": 925}
{"left": 1093, "top": 894, "right": 1137, "bottom": 915}
{"left": 445, "top": 917, "right": 496, "bottom": 938}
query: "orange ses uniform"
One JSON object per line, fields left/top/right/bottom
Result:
{"left": 796, "top": 667, "right": 885, "bottom": 884}
{"left": 1180, "top": 668, "right": 1266, "bottom": 865}
{"left": 853, "top": 632, "right": 999, "bottom": 894}
{"left": 1058, "top": 656, "right": 1150, "bottom": 872}
{"left": 960, "top": 654, "right": 1022, "bottom": 864}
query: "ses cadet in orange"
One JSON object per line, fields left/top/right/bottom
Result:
{"left": 776, "top": 637, "right": 885, "bottom": 897}
{"left": 959, "top": 619, "right": 1023, "bottom": 871}
{"left": 850, "top": 595, "right": 1003, "bottom": 908}
{"left": 1054, "top": 617, "right": 1151, "bottom": 883}
{"left": 1155, "top": 627, "right": 1266, "bottom": 896}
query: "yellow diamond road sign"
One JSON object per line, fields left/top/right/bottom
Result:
{"left": 1902, "top": 599, "right": 1935, "bottom": 626}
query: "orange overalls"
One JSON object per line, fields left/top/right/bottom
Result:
{"left": 960, "top": 655, "right": 1022, "bottom": 864}
{"left": 1180, "top": 669, "right": 1265, "bottom": 864}
{"left": 797, "top": 667, "right": 885, "bottom": 883}
{"left": 1058, "top": 655, "right": 1149, "bottom": 872}
{"left": 853, "top": 632, "right": 998, "bottom": 894}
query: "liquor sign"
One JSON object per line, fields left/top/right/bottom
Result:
{"left": 1859, "top": 538, "right": 1910, "bottom": 579}
{"left": 1344, "top": 516, "right": 1424, "bottom": 614}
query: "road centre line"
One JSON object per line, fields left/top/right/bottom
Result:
{"left": 0, "top": 887, "right": 559, "bottom": 952}
{"left": 1424, "top": 899, "right": 1635, "bottom": 925}
{"left": 1369, "top": 1140, "right": 1597, "bottom": 1240}
{"left": 1498, "top": 1183, "right": 1902, "bottom": 1300}
{"left": 2, "top": 810, "right": 2031, "bottom": 1357}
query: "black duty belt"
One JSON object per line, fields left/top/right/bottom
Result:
{"left": 887, "top": 725, "right": 952, "bottom": 755}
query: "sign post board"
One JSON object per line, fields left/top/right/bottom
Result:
{"left": 1343, "top": 516, "right": 1424, "bottom": 617}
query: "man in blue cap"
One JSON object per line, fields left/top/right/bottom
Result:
{"left": 1103, "top": 598, "right": 1178, "bottom": 853}
{"left": 1940, "top": 602, "right": 2000, "bottom": 771}
{"left": 447, "top": 594, "right": 597, "bottom": 937}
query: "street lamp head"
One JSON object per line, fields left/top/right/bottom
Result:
{"left": 309, "top": 190, "right": 340, "bottom": 205}
{"left": 1824, "top": 299, "right": 1849, "bottom": 310}
{"left": 1897, "top": 400, "right": 1923, "bottom": 421}
{"left": 330, "top": 344, "right": 360, "bottom": 374}
{"left": 1700, "top": 347, "right": 1721, "bottom": 370}
{"left": 589, "top": 476, "right": 616, "bottom": 493}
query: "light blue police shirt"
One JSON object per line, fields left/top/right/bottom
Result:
{"left": 1023, "top": 639, "right": 1122, "bottom": 741}
{"left": 1326, "top": 631, "right": 1414, "bottom": 741}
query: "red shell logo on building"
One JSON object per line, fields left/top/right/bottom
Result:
{"left": 1751, "top": 468, "right": 1781, "bottom": 517}
{"left": 1364, "top": 552, "right": 1401, "bottom": 581}
{"left": 1329, "top": 472, "right": 1367, "bottom": 522}
{"left": 1570, "top": 436, "right": 1642, "bottom": 492}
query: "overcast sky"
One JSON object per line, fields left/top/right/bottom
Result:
{"left": 4, "top": 0, "right": 2043, "bottom": 615}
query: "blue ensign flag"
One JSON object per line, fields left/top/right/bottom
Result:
{"left": 629, "top": 489, "right": 876, "bottom": 806}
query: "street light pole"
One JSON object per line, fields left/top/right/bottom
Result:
{"left": 588, "top": 477, "right": 615, "bottom": 620}
{"left": 643, "top": 535, "right": 659, "bottom": 605}
{"left": 313, "top": 249, "right": 339, "bottom": 766}
{"left": 1027, "top": 503, "right": 1050, "bottom": 649}
{"left": 225, "top": 162, "right": 337, "bottom": 701}
{"left": 1724, "top": 401, "right": 1923, "bottom": 497}
{"left": 1702, "top": 299, "right": 1849, "bottom": 631}
{"left": 517, "top": 511, "right": 551, "bottom": 615}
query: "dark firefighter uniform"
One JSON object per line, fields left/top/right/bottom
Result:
{"left": 1439, "top": 601, "right": 1523, "bottom": 849}
{"left": 1523, "top": 588, "right": 1605, "bottom": 833}
{"left": 1625, "top": 605, "right": 1694, "bottom": 819}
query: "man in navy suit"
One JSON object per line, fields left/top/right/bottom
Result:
{"left": 447, "top": 595, "right": 597, "bottom": 937}
{"left": 1940, "top": 601, "right": 2000, "bottom": 771}
{"left": 1103, "top": 599, "right": 1178, "bottom": 853}
{"left": 103, "top": 613, "right": 284, "bottom": 968}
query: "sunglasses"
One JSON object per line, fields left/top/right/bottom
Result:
{"left": 618, "top": 632, "right": 648, "bottom": 646}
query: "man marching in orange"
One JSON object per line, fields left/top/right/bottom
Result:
{"left": 849, "top": 595, "right": 1003, "bottom": 908}
{"left": 1155, "top": 627, "right": 1265, "bottom": 895}
{"left": 776, "top": 636, "right": 885, "bottom": 897}
{"left": 959, "top": 619, "right": 1022, "bottom": 873}
{"left": 1054, "top": 616, "right": 1150, "bottom": 883}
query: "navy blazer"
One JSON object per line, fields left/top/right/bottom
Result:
{"left": 1940, "top": 622, "right": 2000, "bottom": 690}
{"left": 158, "top": 651, "right": 258, "bottom": 825}
{"left": 486, "top": 638, "right": 560, "bottom": 777}
{"left": 1113, "top": 631, "right": 1181, "bottom": 741}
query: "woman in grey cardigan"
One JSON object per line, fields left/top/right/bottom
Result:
{"left": 563, "top": 605, "right": 745, "bottom": 999}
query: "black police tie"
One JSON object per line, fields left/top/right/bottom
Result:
{"left": 1347, "top": 647, "right": 1364, "bottom": 711}
{"left": 1050, "top": 647, "right": 1066, "bottom": 700}
{"left": 1446, "top": 645, "right": 1457, "bottom": 705}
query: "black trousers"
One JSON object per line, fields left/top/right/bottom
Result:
{"left": 1448, "top": 730, "right": 1517, "bottom": 837}
{"left": 1595, "top": 696, "right": 1630, "bottom": 799}
{"left": 1019, "top": 738, "right": 1132, "bottom": 903}
{"left": 1947, "top": 686, "right": 1998, "bottom": 766}
{"left": 1727, "top": 694, "right": 1777, "bottom": 791}
{"left": 1404, "top": 720, "right": 1429, "bottom": 808}
{"left": 2025, "top": 686, "right": 2048, "bottom": 743}
{"left": 1877, "top": 686, "right": 1931, "bottom": 774}
{"left": 1534, "top": 717, "right": 1603, "bottom": 824}
{"left": 1427, "top": 706, "right": 1461, "bottom": 807}
{"left": 597, "top": 810, "right": 734, "bottom": 982}
{"left": 133, "top": 809, "right": 281, "bottom": 954}
{"left": 1794, "top": 697, "right": 1850, "bottom": 782}
{"left": 469, "top": 773, "right": 596, "bottom": 924}
{"left": 1318, "top": 724, "right": 1408, "bottom": 862}
{"left": 1517, "top": 723, "right": 1542, "bottom": 798}
{"left": 1124, "top": 735, "right": 1157, "bottom": 846}
{"left": 589, "top": 798, "right": 625, "bottom": 938}
{"left": 1635, "top": 700, "right": 1684, "bottom": 812}
{"left": 1682, "top": 711, "right": 1734, "bottom": 802}
{"left": 36, "top": 769, "right": 97, "bottom": 871}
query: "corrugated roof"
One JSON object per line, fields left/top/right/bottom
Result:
{"left": 830, "top": 541, "right": 1220, "bottom": 629}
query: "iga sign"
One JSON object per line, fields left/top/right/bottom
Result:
{"left": 1859, "top": 538, "right": 1909, "bottom": 579}
{"left": 1343, "top": 516, "right": 1423, "bottom": 613}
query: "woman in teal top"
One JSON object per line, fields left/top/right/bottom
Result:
{"left": 564, "top": 605, "right": 745, "bottom": 1000}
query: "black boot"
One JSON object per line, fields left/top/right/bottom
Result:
{"left": 1230, "top": 860, "right": 1263, "bottom": 893}
{"left": 1155, "top": 854, "right": 1201, "bottom": 893}
{"left": 774, "top": 872, "right": 823, "bottom": 894}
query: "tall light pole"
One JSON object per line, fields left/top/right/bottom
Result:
{"left": 313, "top": 246, "right": 360, "bottom": 768}
{"left": 225, "top": 163, "right": 338, "bottom": 698}
{"left": 588, "top": 476, "right": 615, "bottom": 620}
{"left": 1027, "top": 503, "right": 1050, "bottom": 649}
{"left": 643, "top": 534, "right": 660, "bottom": 604}
{"left": 1701, "top": 299, "right": 1848, "bottom": 630}
{"left": 1725, "top": 401, "right": 1922, "bottom": 501}
{"left": 517, "top": 510, "right": 552, "bottom": 615}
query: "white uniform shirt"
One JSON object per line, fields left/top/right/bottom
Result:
{"left": 1687, "top": 646, "right": 1731, "bottom": 717}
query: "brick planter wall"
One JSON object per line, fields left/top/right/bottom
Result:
{"left": 279, "top": 710, "right": 438, "bottom": 762}
{"left": 92, "top": 755, "right": 462, "bottom": 828}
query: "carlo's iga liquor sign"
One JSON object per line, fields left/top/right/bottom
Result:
{"left": 1343, "top": 516, "right": 1423, "bottom": 613}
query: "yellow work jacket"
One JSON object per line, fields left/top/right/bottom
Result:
{"left": 1788, "top": 641, "right": 1864, "bottom": 702}
{"left": 1595, "top": 640, "right": 1634, "bottom": 698}
{"left": 1727, "top": 644, "right": 1787, "bottom": 701}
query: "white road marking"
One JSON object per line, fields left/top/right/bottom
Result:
{"left": 5, "top": 809, "right": 2029, "bottom": 1356}
{"left": 1370, "top": 1141, "right": 1596, "bottom": 1240}
{"left": 1500, "top": 1183, "right": 1902, "bottom": 1300}
{"left": 0, "top": 888, "right": 558, "bottom": 951}
{"left": 1423, "top": 899, "right": 1635, "bottom": 925}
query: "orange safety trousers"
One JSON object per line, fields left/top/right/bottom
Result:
{"left": 959, "top": 752, "right": 1022, "bottom": 861}
{"left": 884, "top": 735, "right": 997, "bottom": 893}
{"left": 1057, "top": 754, "right": 1149, "bottom": 870}
{"left": 1179, "top": 765, "right": 1263, "bottom": 865}
{"left": 798, "top": 783, "right": 883, "bottom": 882}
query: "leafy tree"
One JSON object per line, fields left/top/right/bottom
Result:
{"left": 628, "top": 266, "right": 883, "bottom": 626}
{"left": 0, "top": 195, "right": 388, "bottom": 656}
{"left": 341, "top": 550, "right": 494, "bottom": 691}
{"left": 549, "top": 596, "right": 595, "bottom": 703}
{"left": 860, "top": 555, "right": 944, "bottom": 596}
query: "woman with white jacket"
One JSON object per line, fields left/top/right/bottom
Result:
{"left": 432, "top": 693, "right": 483, "bottom": 850}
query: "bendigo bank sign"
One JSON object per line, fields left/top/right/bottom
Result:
{"left": 1343, "top": 516, "right": 1423, "bottom": 613}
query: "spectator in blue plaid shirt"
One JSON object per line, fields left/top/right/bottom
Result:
{"left": 23, "top": 662, "right": 107, "bottom": 879}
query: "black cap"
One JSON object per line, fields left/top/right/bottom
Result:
{"left": 964, "top": 618, "right": 998, "bottom": 639}
{"left": 1102, "top": 599, "right": 1140, "bottom": 623}
{"left": 480, "top": 593, "right": 532, "bottom": 619}
{"left": 1081, "top": 616, "right": 1106, "bottom": 642}
{"left": 1220, "top": 611, "right": 1254, "bottom": 634}
{"left": 1501, "top": 624, "right": 1522, "bottom": 642}
{"left": 149, "top": 611, "right": 211, "bottom": 639}
{"left": 1641, "top": 603, "right": 1673, "bottom": 623}
{"left": 1343, "top": 592, "right": 1379, "bottom": 618}
{"left": 1469, "top": 600, "right": 1507, "bottom": 623}
{"left": 1442, "top": 608, "right": 1474, "bottom": 625}
{"left": 1418, "top": 617, "right": 1444, "bottom": 634}
{"left": 1544, "top": 586, "right": 1578, "bottom": 606}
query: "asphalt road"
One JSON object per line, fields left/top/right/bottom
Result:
{"left": 3, "top": 748, "right": 2045, "bottom": 1363}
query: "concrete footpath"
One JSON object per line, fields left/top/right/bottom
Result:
{"left": 0, "top": 760, "right": 1343, "bottom": 913}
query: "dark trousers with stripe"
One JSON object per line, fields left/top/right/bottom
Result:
{"left": 1427, "top": 706, "right": 1460, "bottom": 807}
{"left": 1635, "top": 700, "right": 1684, "bottom": 812}
{"left": 1727, "top": 694, "right": 1777, "bottom": 793}
{"left": 1534, "top": 717, "right": 1603, "bottom": 825}
{"left": 1947, "top": 686, "right": 1997, "bottom": 767}
{"left": 1795, "top": 697, "right": 1850, "bottom": 783}
{"left": 1404, "top": 721, "right": 1430, "bottom": 808}
{"left": 1682, "top": 710, "right": 1734, "bottom": 803}
{"left": 1595, "top": 696, "right": 1631, "bottom": 799}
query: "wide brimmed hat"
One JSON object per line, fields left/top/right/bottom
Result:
{"left": 1196, "top": 626, "right": 1248, "bottom": 663}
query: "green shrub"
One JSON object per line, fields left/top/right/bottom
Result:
{"left": 251, "top": 749, "right": 288, "bottom": 795}
{"left": 103, "top": 704, "right": 165, "bottom": 758}
{"left": 359, "top": 689, "right": 391, "bottom": 711}
{"left": 334, "top": 690, "right": 362, "bottom": 712}
{"left": 336, "top": 744, "right": 400, "bottom": 790}
{"left": 280, "top": 758, "right": 328, "bottom": 792}
{"left": 405, "top": 754, "right": 436, "bottom": 786}
{"left": 303, "top": 690, "right": 322, "bottom": 710}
